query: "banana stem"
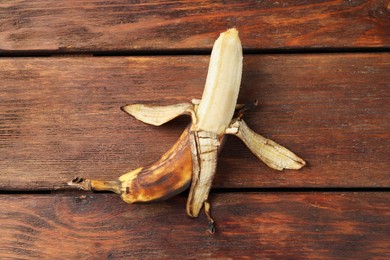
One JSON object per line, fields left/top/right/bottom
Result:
{"left": 90, "top": 180, "right": 121, "bottom": 194}
{"left": 68, "top": 177, "right": 121, "bottom": 194}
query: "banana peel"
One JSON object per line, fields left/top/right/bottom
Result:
{"left": 68, "top": 28, "right": 305, "bottom": 233}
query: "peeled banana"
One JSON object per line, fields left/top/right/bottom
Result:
{"left": 69, "top": 28, "right": 305, "bottom": 233}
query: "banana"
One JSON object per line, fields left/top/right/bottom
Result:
{"left": 69, "top": 28, "right": 305, "bottom": 233}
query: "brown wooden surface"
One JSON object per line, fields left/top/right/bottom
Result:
{"left": 1, "top": 1, "right": 389, "bottom": 258}
{"left": 1, "top": 0, "right": 389, "bottom": 52}
{"left": 1, "top": 193, "right": 389, "bottom": 259}
{"left": 1, "top": 54, "right": 389, "bottom": 190}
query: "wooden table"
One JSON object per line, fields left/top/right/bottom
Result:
{"left": 1, "top": 1, "right": 389, "bottom": 259}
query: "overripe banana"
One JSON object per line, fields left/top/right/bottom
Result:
{"left": 69, "top": 28, "right": 305, "bottom": 233}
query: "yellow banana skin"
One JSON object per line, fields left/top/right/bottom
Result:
{"left": 69, "top": 127, "right": 193, "bottom": 203}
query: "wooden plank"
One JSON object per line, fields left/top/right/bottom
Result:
{"left": 0, "top": 0, "right": 389, "bottom": 52}
{"left": 0, "top": 54, "right": 389, "bottom": 190}
{"left": 0, "top": 193, "right": 389, "bottom": 259}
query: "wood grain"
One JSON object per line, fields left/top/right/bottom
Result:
{"left": 0, "top": 54, "right": 389, "bottom": 191}
{"left": 0, "top": 0, "right": 389, "bottom": 52}
{"left": 0, "top": 192, "right": 389, "bottom": 259}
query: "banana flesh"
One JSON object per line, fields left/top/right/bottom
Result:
{"left": 68, "top": 28, "right": 306, "bottom": 233}
{"left": 196, "top": 28, "right": 243, "bottom": 135}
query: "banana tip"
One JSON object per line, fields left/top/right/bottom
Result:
{"left": 226, "top": 28, "right": 238, "bottom": 34}
{"left": 291, "top": 158, "right": 306, "bottom": 170}
{"left": 120, "top": 105, "right": 129, "bottom": 113}
{"left": 68, "top": 177, "right": 92, "bottom": 191}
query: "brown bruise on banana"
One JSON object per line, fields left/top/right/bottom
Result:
{"left": 68, "top": 28, "right": 306, "bottom": 233}
{"left": 69, "top": 127, "right": 193, "bottom": 203}
{"left": 120, "top": 126, "right": 192, "bottom": 203}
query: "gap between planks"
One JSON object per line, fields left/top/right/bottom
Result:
{"left": 1, "top": 47, "right": 390, "bottom": 58}
{"left": 1, "top": 187, "right": 390, "bottom": 195}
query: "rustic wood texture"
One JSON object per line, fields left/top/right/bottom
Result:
{"left": 0, "top": 0, "right": 389, "bottom": 52}
{"left": 1, "top": 1, "right": 389, "bottom": 258}
{"left": 1, "top": 54, "right": 389, "bottom": 190}
{"left": 0, "top": 193, "right": 389, "bottom": 259}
